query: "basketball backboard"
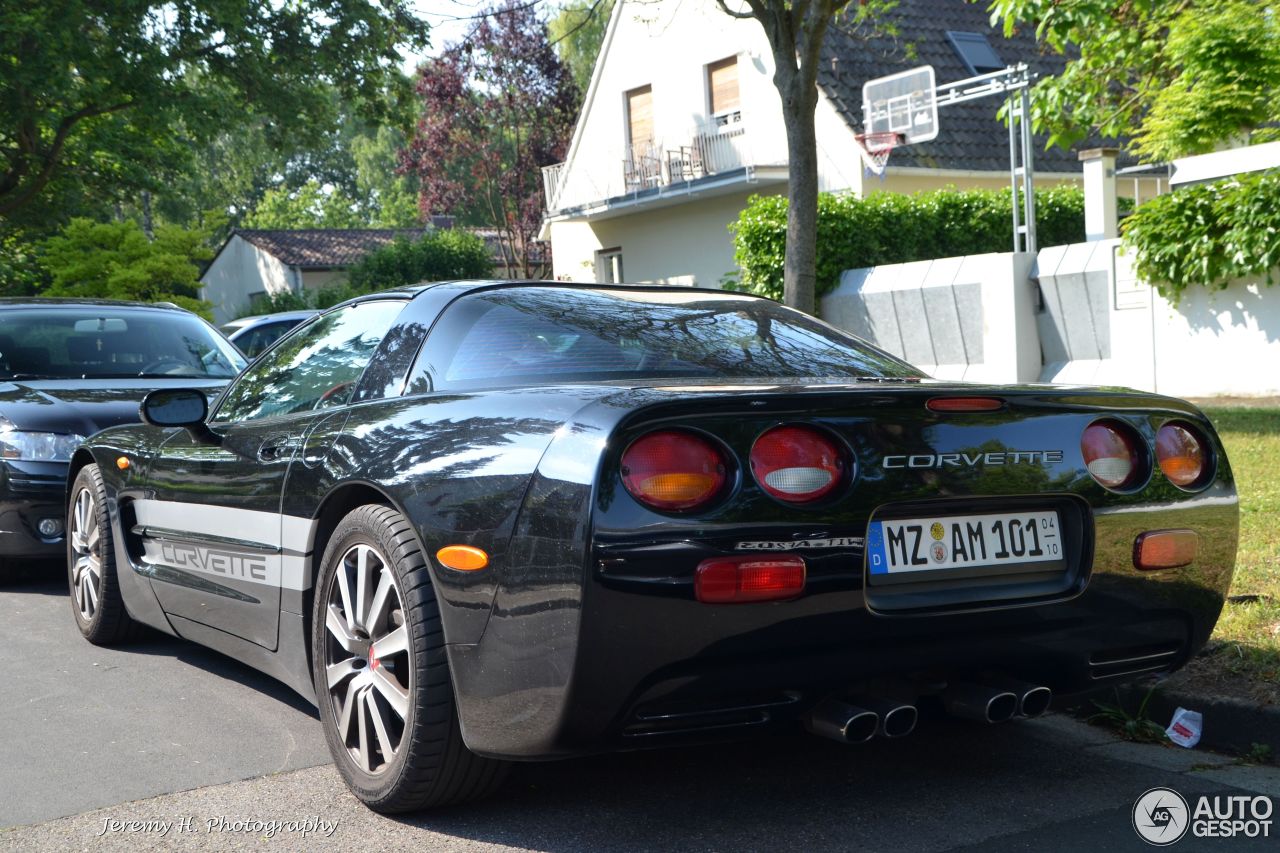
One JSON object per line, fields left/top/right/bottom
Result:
{"left": 862, "top": 65, "right": 938, "bottom": 144}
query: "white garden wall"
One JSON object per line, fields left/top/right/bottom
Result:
{"left": 822, "top": 239, "right": 1280, "bottom": 398}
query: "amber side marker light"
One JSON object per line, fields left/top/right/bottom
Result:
{"left": 116, "top": 457, "right": 130, "bottom": 470}
{"left": 1134, "top": 530, "right": 1199, "bottom": 571}
{"left": 695, "top": 555, "right": 806, "bottom": 603}
{"left": 437, "top": 545, "right": 489, "bottom": 571}
{"left": 926, "top": 397, "right": 1004, "bottom": 413}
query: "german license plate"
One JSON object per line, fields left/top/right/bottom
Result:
{"left": 867, "top": 510, "right": 1062, "bottom": 576}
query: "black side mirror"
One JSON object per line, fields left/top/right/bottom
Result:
{"left": 140, "top": 389, "right": 220, "bottom": 444}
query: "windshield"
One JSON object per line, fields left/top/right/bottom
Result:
{"left": 0, "top": 308, "right": 246, "bottom": 380}
{"left": 409, "top": 287, "right": 922, "bottom": 392}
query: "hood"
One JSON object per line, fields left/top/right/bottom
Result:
{"left": 0, "top": 378, "right": 230, "bottom": 439}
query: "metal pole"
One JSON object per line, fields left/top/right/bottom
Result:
{"left": 1008, "top": 94, "right": 1020, "bottom": 253}
{"left": 1020, "top": 87, "right": 1037, "bottom": 254}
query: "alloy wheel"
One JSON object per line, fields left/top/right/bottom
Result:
{"left": 69, "top": 487, "right": 101, "bottom": 622}
{"left": 322, "top": 543, "right": 412, "bottom": 775}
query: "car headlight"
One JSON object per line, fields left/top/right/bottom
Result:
{"left": 0, "top": 421, "right": 84, "bottom": 462}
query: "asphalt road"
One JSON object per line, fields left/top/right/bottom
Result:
{"left": 3, "top": 568, "right": 1278, "bottom": 852}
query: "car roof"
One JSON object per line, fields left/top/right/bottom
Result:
{"left": 0, "top": 297, "right": 190, "bottom": 312}
{"left": 381, "top": 280, "right": 770, "bottom": 305}
{"left": 225, "top": 309, "right": 319, "bottom": 327}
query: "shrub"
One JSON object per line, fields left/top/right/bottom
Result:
{"left": 1122, "top": 168, "right": 1280, "bottom": 302}
{"left": 346, "top": 228, "right": 493, "bottom": 294}
{"left": 729, "top": 186, "right": 1090, "bottom": 301}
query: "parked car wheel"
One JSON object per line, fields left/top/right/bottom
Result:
{"left": 67, "top": 464, "right": 142, "bottom": 644}
{"left": 312, "top": 505, "right": 507, "bottom": 812}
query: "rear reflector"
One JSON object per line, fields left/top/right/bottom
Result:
{"left": 1156, "top": 422, "right": 1209, "bottom": 488}
{"left": 621, "top": 430, "right": 727, "bottom": 511}
{"left": 1081, "top": 420, "right": 1144, "bottom": 489}
{"left": 695, "top": 556, "right": 806, "bottom": 603}
{"left": 750, "top": 425, "right": 845, "bottom": 503}
{"left": 1134, "top": 529, "right": 1199, "bottom": 570}
{"left": 926, "top": 397, "right": 1004, "bottom": 413}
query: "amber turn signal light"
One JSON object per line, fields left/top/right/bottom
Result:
{"left": 436, "top": 545, "right": 489, "bottom": 571}
{"left": 1133, "top": 529, "right": 1198, "bottom": 571}
{"left": 695, "top": 555, "right": 806, "bottom": 603}
{"left": 116, "top": 457, "right": 130, "bottom": 470}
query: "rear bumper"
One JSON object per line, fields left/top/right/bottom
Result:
{"left": 0, "top": 461, "right": 68, "bottom": 559}
{"left": 449, "top": 498, "right": 1235, "bottom": 760}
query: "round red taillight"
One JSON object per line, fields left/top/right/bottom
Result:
{"left": 750, "top": 425, "right": 846, "bottom": 503}
{"left": 1081, "top": 420, "right": 1144, "bottom": 489}
{"left": 620, "top": 430, "right": 727, "bottom": 511}
{"left": 1157, "top": 422, "right": 1208, "bottom": 488}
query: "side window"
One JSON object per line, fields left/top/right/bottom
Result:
{"left": 214, "top": 300, "right": 405, "bottom": 423}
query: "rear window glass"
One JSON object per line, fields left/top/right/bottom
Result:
{"left": 406, "top": 287, "right": 920, "bottom": 393}
{"left": 0, "top": 308, "right": 245, "bottom": 380}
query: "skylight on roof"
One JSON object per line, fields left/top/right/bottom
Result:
{"left": 946, "top": 31, "right": 1005, "bottom": 76}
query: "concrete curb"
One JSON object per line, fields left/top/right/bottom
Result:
{"left": 1070, "top": 682, "right": 1279, "bottom": 759}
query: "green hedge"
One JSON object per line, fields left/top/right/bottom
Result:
{"left": 1122, "top": 168, "right": 1280, "bottom": 302}
{"left": 728, "top": 186, "right": 1090, "bottom": 301}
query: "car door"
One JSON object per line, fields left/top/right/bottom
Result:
{"left": 139, "top": 300, "right": 408, "bottom": 649}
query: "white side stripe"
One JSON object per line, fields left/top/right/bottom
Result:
{"left": 133, "top": 499, "right": 318, "bottom": 591}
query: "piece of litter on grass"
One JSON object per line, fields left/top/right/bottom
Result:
{"left": 1166, "top": 706, "right": 1203, "bottom": 748}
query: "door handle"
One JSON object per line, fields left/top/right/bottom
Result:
{"left": 258, "top": 436, "right": 300, "bottom": 462}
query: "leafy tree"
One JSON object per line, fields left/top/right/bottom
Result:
{"left": 242, "top": 181, "right": 364, "bottom": 230}
{"left": 716, "top": 0, "right": 896, "bottom": 313}
{"left": 402, "top": 1, "right": 578, "bottom": 278}
{"left": 990, "top": 0, "right": 1280, "bottom": 162}
{"left": 548, "top": 0, "right": 616, "bottom": 96}
{"left": 0, "top": 1, "right": 428, "bottom": 221}
{"left": 38, "top": 219, "right": 214, "bottom": 317}
{"left": 346, "top": 230, "right": 494, "bottom": 293}
{"left": 351, "top": 127, "right": 422, "bottom": 228}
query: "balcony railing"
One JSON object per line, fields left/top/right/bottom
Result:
{"left": 543, "top": 124, "right": 752, "bottom": 215}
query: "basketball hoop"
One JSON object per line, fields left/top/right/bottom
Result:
{"left": 855, "top": 131, "right": 903, "bottom": 176}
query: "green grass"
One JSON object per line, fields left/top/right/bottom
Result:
{"left": 1201, "top": 407, "right": 1280, "bottom": 697}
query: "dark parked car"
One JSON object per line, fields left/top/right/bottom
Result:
{"left": 66, "top": 282, "right": 1236, "bottom": 813}
{"left": 0, "top": 299, "right": 245, "bottom": 582}
{"left": 222, "top": 309, "right": 318, "bottom": 358}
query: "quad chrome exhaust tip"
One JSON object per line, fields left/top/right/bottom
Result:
{"left": 942, "top": 683, "right": 1019, "bottom": 724}
{"left": 942, "top": 679, "right": 1054, "bottom": 723}
{"left": 804, "top": 699, "right": 880, "bottom": 744}
{"left": 805, "top": 696, "right": 919, "bottom": 743}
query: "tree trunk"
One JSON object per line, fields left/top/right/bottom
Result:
{"left": 778, "top": 78, "right": 820, "bottom": 314}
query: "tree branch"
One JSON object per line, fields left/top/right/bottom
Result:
{"left": 0, "top": 99, "right": 135, "bottom": 216}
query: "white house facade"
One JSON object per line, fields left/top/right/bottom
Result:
{"left": 540, "top": 0, "right": 1160, "bottom": 291}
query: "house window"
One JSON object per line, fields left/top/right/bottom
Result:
{"left": 625, "top": 85, "right": 654, "bottom": 155}
{"left": 596, "top": 248, "right": 623, "bottom": 284}
{"left": 707, "top": 56, "right": 741, "bottom": 128}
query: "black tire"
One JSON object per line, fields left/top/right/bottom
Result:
{"left": 67, "top": 464, "right": 142, "bottom": 645}
{"left": 312, "top": 504, "right": 508, "bottom": 813}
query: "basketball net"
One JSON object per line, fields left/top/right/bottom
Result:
{"left": 855, "top": 131, "right": 901, "bottom": 179}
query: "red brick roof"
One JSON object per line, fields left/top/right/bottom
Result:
{"left": 234, "top": 226, "right": 548, "bottom": 269}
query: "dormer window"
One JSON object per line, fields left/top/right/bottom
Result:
{"left": 707, "top": 56, "right": 741, "bottom": 128}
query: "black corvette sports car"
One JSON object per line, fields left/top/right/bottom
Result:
{"left": 0, "top": 299, "right": 244, "bottom": 581}
{"left": 66, "top": 281, "right": 1236, "bottom": 812}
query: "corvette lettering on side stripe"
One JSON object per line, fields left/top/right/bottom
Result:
{"left": 132, "top": 499, "right": 318, "bottom": 590}
{"left": 736, "top": 537, "right": 864, "bottom": 551}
